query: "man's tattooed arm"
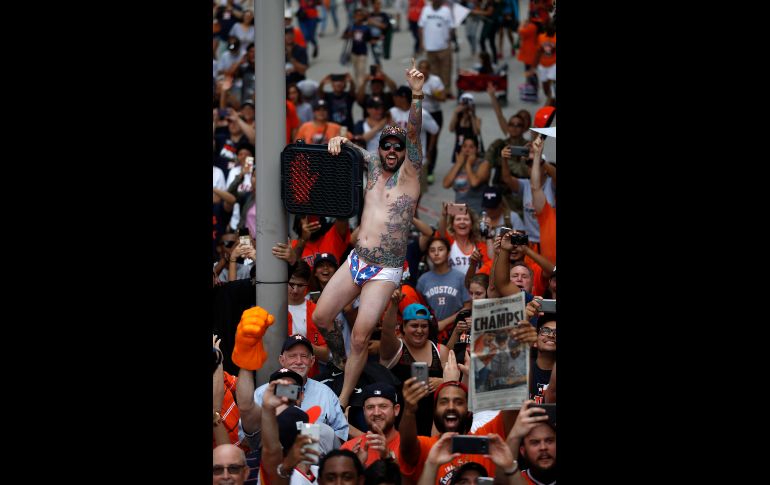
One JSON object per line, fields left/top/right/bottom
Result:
{"left": 406, "top": 99, "right": 423, "bottom": 171}
{"left": 347, "top": 141, "right": 382, "bottom": 190}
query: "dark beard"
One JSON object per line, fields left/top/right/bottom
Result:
{"left": 381, "top": 154, "right": 405, "bottom": 173}
{"left": 433, "top": 410, "right": 473, "bottom": 434}
{"left": 528, "top": 460, "right": 558, "bottom": 483}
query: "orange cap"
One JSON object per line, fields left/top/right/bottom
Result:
{"left": 534, "top": 106, "right": 556, "bottom": 128}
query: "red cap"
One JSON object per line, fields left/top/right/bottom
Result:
{"left": 534, "top": 106, "right": 556, "bottom": 128}
{"left": 434, "top": 380, "right": 469, "bottom": 401}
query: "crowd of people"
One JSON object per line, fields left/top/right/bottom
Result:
{"left": 213, "top": 1, "right": 557, "bottom": 484}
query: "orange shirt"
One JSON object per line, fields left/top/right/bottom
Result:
{"left": 536, "top": 201, "right": 556, "bottom": 272}
{"left": 295, "top": 121, "right": 342, "bottom": 145}
{"left": 341, "top": 431, "right": 401, "bottom": 467}
{"left": 293, "top": 26, "right": 306, "bottom": 48}
{"left": 537, "top": 33, "right": 556, "bottom": 67}
{"left": 290, "top": 225, "right": 351, "bottom": 268}
{"left": 286, "top": 101, "right": 301, "bottom": 145}
{"left": 398, "top": 414, "right": 506, "bottom": 484}
{"left": 517, "top": 21, "right": 539, "bottom": 66}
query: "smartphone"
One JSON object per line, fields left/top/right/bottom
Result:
{"left": 410, "top": 362, "right": 429, "bottom": 385}
{"left": 453, "top": 342, "right": 468, "bottom": 366}
{"left": 538, "top": 299, "right": 557, "bottom": 313}
{"left": 218, "top": 108, "right": 228, "bottom": 120}
{"left": 451, "top": 435, "right": 489, "bottom": 455}
{"left": 245, "top": 156, "right": 254, "bottom": 174}
{"left": 275, "top": 383, "right": 301, "bottom": 401}
{"left": 530, "top": 403, "right": 556, "bottom": 425}
{"left": 477, "top": 478, "right": 495, "bottom": 485}
{"left": 307, "top": 215, "right": 320, "bottom": 224}
{"left": 297, "top": 422, "right": 321, "bottom": 463}
{"left": 237, "top": 227, "right": 251, "bottom": 248}
{"left": 370, "top": 65, "right": 378, "bottom": 76}
{"left": 446, "top": 203, "right": 468, "bottom": 216}
{"left": 508, "top": 146, "right": 530, "bottom": 157}
{"left": 308, "top": 291, "right": 321, "bottom": 303}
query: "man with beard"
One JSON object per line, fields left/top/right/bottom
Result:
{"left": 506, "top": 401, "right": 556, "bottom": 485}
{"left": 313, "top": 58, "right": 426, "bottom": 410}
{"left": 397, "top": 380, "right": 521, "bottom": 484}
{"left": 341, "top": 383, "right": 402, "bottom": 466}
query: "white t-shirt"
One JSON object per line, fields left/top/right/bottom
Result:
{"left": 288, "top": 301, "right": 308, "bottom": 337}
{"left": 388, "top": 107, "right": 439, "bottom": 158}
{"left": 422, "top": 74, "right": 445, "bottom": 113}
{"left": 447, "top": 240, "right": 477, "bottom": 276}
{"left": 418, "top": 5, "right": 453, "bottom": 51}
{"left": 362, "top": 120, "right": 385, "bottom": 154}
{"left": 213, "top": 166, "right": 226, "bottom": 190}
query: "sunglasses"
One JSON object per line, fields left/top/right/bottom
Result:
{"left": 222, "top": 240, "right": 236, "bottom": 248}
{"left": 288, "top": 282, "right": 309, "bottom": 289}
{"left": 539, "top": 327, "right": 556, "bottom": 337}
{"left": 213, "top": 464, "right": 246, "bottom": 475}
{"left": 379, "top": 141, "right": 405, "bottom": 152}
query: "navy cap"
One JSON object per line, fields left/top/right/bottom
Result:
{"left": 361, "top": 382, "right": 398, "bottom": 405}
{"left": 268, "top": 368, "right": 304, "bottom": 387}
{"left": 313, "top": 252, "right": 338, "bottom": 268}
{"left": 281, "top": 334, "right": 314, "bottom": 354}
{"left": 481, "top": 186, "right": 502, "bottom": 208}
{"left": 394, "top": 85, "right": 412, "bottom": 98}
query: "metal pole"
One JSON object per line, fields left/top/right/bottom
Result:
{"left": 255, "top": 0, "right": 288, "bottom": 385}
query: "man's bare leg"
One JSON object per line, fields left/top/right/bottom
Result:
{"left": 337, "top": 279, "right": 397, "bottom": 408}
{"left": 312, "top": 257, "right": 361, "bottom": 368}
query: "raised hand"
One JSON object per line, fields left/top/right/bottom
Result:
{"left": 402, "top": 376, "right": 429, "bottom": 411}
{"left": 511, "top": 321, "right": 538, "bottom": 345}
{"left": 327, "top": 136, "right": 350, "bottom": 155}
{"left": 485, "top": 433, "right": 516, "bottom": 470}
{"left": 443, "top": 349, "right": 461, "bottom": 382}
{"left": 525, "top": 298, "right": 543, "bottom": 322}
{"left": 426, "top": 432, "right": 460, "bottom": 466}
{"left": 405, "top": 58, "right": 425, "bottom": 93}
{"left": 508, "top": 400, "right": 549, "bottom": 442}
{"left": 231, "top": 306, "right": 276, "bottom": 371}
{"left": 364, "top": 423, "right": 389, "bottom": 460}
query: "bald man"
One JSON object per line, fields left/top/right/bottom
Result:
{"left": 213, "top": 444, "right": 249, "bottom": 485}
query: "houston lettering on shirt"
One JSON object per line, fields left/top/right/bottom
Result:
{"left": 424, "top": 285, "right": 459, "bottom": 299}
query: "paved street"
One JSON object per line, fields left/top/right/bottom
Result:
{"left": 295, "top": 1, "right": 555, "bottom": 226}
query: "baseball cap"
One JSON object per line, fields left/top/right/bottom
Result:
{"left": 276, "top": 406, "right": 309, "bottom": 452}
{"left": 394, "top": 85, "right": 411, "bottom": 98}
{"left": 366, "top": 96, "right": 384, "bottom": 108}
{"left": 281, "top": 334, "right": 314, "bottom": 354}
{"left": 379, "top": 124, "right": 407, "bottom": 145}
{"left": 241, "top": 98, "right": 255, "bottom": 109}
{"left": 534, "top": 106, "right": 556, "bottom": 128}
{"left": 360, "top": 382, "right": 399, "bottom": 405}
{"left": 459, "top": 92, "right": 475, "bottom": 104}
{"left": 402, "top": 303, "right": 431, "bottom": 321}
{"left": 313, "top": 252, "right": 338, "bottom": 268}
{"left": 312, "top": 99, "right": 328, "bottom": 110}
{"left": 481, "top": 186, "right": 502, "bottom": 209}
{"left": 268, "top": 368, "right": 304, "bottom": 387}
{"left": 449, "top": 462, "right": 489, "bottom": 485}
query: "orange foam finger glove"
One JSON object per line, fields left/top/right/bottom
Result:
{"left": 232, "top": 306, "right": 276, "bottom": 371}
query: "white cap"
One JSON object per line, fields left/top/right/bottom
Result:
{"left": 459, "top": 92, "right": 475, "bottom": 103}
{"left": 530, "top": 127, "right": 556, "bottom": 138}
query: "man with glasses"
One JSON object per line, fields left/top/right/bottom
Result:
{"left": 531, "top": 313, "right": 556, "bottom": 403}
{"left": 314, "top": 60, "right": 426, "bottom": 410}
{"left": 287, "top": 261, "right": 330, "bottom": 378}
{"left": 213, "top": 443, "right": 249, "bottom": 484}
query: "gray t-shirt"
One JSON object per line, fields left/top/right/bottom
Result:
{"left": 416, "top": 269, "right": 471, "bottom": 322}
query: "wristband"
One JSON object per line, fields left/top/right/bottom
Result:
{"left": 276, "top": 463, "right": 292, "bottom": 479}
{"left": 504, "top": 461, "right": 519, "bottom": 475}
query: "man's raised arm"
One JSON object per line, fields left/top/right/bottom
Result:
{"left": 405, "top": 58, "right": 425, "bottom": 173}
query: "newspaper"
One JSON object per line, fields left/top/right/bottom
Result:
{"left": 469, "top": 293, "right": 529, "bottom": 412}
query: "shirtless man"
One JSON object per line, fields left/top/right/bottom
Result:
{"left": 313, "top": 58, "right": 425, "bottom": 408}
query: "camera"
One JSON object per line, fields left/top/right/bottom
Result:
{"left": 510, "top": 232, "right": 529, "bottom": 246}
